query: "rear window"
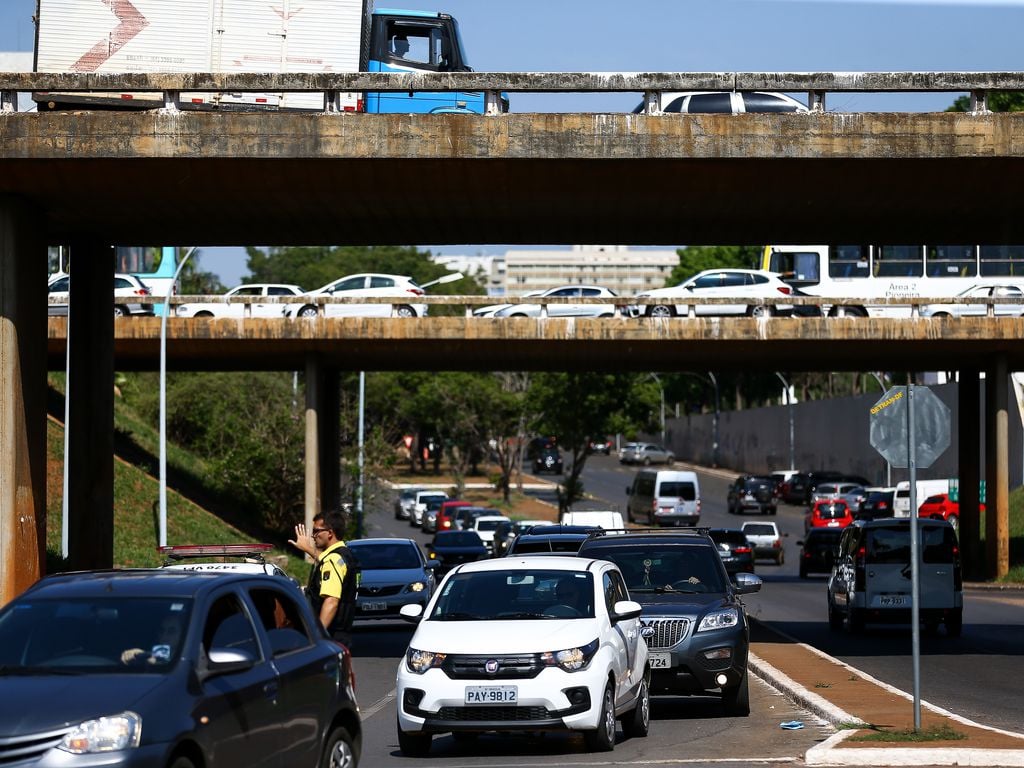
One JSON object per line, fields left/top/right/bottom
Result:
{"left": 866, "top": 525, "right": 957, "bottom": 564}
{"left": 711, "top": 531, "right": 747, "bottom": 545}
{"left": 511, "top": 538, "right": 585, "bottom": 554}
{"left": 817, "top": 503, "right": 849, "bottom": 519}
{"left": 658, "top": 481, "right": 696, "bottom": 500}
{"left": 743, "top": 524, "right": 775, "bottom": 536}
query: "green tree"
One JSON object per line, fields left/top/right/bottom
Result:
{"left": 948, "top": 92, "right": 1024, "bottom": 113}
{"left": 665, "top": 246, "right": 762, "bottom": 286}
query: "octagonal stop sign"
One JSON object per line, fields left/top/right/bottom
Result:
{"left": 869, "top": 386, "right": 951, "bottom": 469}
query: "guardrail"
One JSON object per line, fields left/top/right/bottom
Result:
{"left": 55, "top": 293, "right": 1024, "bottom": 319}
{"left": 5, "top": 71, "right": 1023, "bottom": 114}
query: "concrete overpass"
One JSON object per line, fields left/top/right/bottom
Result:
{"left": 2, "top": 71, "right": 1022, "bottom": 601}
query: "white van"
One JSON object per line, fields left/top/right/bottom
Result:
{"left": 560, "top": 510, "right": 625, "bottom": 530}
{"left": 893, "top": 479, "right": 950, "bottom": 517}
{"left": 626, "top": 470, "right": 701, "bottom": 526}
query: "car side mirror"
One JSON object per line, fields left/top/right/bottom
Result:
{"left": 611, "top": 599, "right": 643, "bottom": 623}
{"left": 400, "top": 604, "right": 424, "bottom": 623}
{"left": 203, "top": 647, "right": 256, "bottom": 679}
{"left": 732, "top": 572, "right": 762, "bottom": 595}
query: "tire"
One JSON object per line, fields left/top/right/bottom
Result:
{"left": 722, "top": 673, "right": 750, "bottom": 716}
{"left": 397, "top": 720, "right": 432, "bottom": 757}
{"left": 665, "top": 455, "right": 675, "bottom": 465}
{"left": 621, "top": 678, "right": 650, "bottom": 739}
{"left": 169, "top": 758, "right": 196, "bottom": 768}
{"left": 647, "top": 305, "right": 674, "bottom": 318}
{"left": 321, "top": 725, "right": 359, "bottom": 768}
{"left": 777, "top": 550, "right": 785, "bottom": 566}
{"left": 298, "top": 305, "right": 319, "bottom": 318}
{"left": 195, "top": 311, "right": 214, "bottom": 318}
{"left": 395, "top": 305, "right": 416, "bottom": 318}
{"left": 642, "top": 457, "right": 652, "bottom": 466}
{"left": 946, "top": 608, "right": 963, "bottom": 637}
{"left": 799, "top": 566, "right": 808, "bottom": 579}
{"left": 113, "top": 305, "right": 128, "bottom": 317}
{"left": 828, "top": 601, "right": 844, "bottom": 630}
{"left": 509, "top": 312, "right": 529, "bottom": 317}
{"left": 932, "top": 311, "right": 952, "bottom": 318}
{"left": 584, "top": 684, "right": 616, "bottom": 752}
{"left": 847, "top": 607, "right": 865, "bottom": 634}
{"left": 749, "top": 304, "right": 774, "bottom": 318}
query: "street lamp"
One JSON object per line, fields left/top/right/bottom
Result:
{"left": 159, "top": 247, "right": 198, "bottom": 547}
{"left": 775, "top": 372, "right": 795, "bottom": 471}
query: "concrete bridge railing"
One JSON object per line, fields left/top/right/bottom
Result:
{"left": 4, "top": 71, "right": 1024, "bottom": 114}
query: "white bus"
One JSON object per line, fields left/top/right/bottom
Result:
{"left": 761, "top": 244, "right": 1024, "bottom": 317}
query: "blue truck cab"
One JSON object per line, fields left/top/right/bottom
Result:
{"left": 367, "top": 9, "right": 508, "bottom": 114}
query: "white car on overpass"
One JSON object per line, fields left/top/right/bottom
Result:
{"left": 628, "top": 269, "right": 795, "bottom": 318}
{"left": 175, "top": 283, "right": 304, "bottom": 318}
{"left": 490, "top": 285, "right": 622, "bottom": 318}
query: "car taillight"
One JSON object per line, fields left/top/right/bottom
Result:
{"left": 854, "top": 545, "right": 866, "bottom": 591}
{"left": 777, "top": 286, "right": 792, "bottom": 295}
{"left": 407, "top": 288, "right": 425, "bottom": 296}
{"left": 734, "top": 546, "right": 752, "bottom": 554}
{"left": 952, "top": 544, "right": 963, "bottom": 590}
{"left": 772, "top": 540, "right": 781, "bottom": 548}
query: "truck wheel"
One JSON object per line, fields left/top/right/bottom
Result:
{"left": 722, "top": 673, "right": 750, "bottom": 716}
{"left": 621, "top": 679, "right": 649, "bottom": 739}
{"left": 584, "top": 684, "right": 616, "bottom": 752}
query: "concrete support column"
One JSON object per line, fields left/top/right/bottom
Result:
{"left": 66, "top": 241, "right": 114, "bottom": 571}
{"left": 958, "top": 370, "right": 982, "bottom": 580}
{"left": 319, "top": 368, "right": 341, "bottom": 514}
{"left": 984, "top": 356, "right": 1010, "bottom": 579}
{"left": 0, "top": 198, "right": 46, "bottom": 605}
{"left": 304, "top": 356, "right": 321, "bottom": 534}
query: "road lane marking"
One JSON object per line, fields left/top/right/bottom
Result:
{"left": 361, "top": 688, "right": 396, "bottom": 719}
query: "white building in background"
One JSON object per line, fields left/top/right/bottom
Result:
{"left": 500, "top": 245, "right": 679, "bottom": 297}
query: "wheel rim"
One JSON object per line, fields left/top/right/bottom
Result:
{"left": 751, "top": 305, "right": 771, "bottom": 318}
{"left": 396, "top": 305, "right": 415, "bottom": 318}
{"left": 638, "top": 682, "right": 650, "bottom": 730}
{"left": 299, "top": 306, "right": 318, "bottom": 318}
{"left": 329, "top": 738, "right": 355, "bottom": 768}
{"left": 113, "top": 306, "right": 125, "bottom": 317}
{"left": 602, "top": 687, "right": 616, "bottom": 743}
{"left": 649, "top": 305, "right": 672, "bottom": 318}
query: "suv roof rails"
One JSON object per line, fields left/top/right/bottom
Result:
{"left": 158, "top": 543, "right": 273, "bottom": 566}
{"left": 584, "top": 527, "right": 711, "bottom": 540}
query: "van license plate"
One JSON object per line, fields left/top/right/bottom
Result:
{"left": 649, "top": 653, "right": 671, "bottom": 668}
{"left": 878, "top": 595, "right": 909, "bottom": 607}
{"left": 362, "top": 601, "right": 386, "bottom": 612}
{"left": 465, "top": 686, "right": 517, "bottom": 704}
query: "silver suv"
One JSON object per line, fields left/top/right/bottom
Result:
{"left": 619, "top": 443, "right": 674, "bottom": 466}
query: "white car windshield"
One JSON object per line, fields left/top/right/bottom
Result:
{"left": 429, "top": 570, "right": 594, "bottom": 620}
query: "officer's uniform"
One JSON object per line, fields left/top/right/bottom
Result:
{"left": 307, "top": 540, "right": 359, "bottom": 647}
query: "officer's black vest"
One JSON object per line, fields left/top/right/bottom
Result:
{"left": 306, "top": 543, "right": 360, "bottom": 637}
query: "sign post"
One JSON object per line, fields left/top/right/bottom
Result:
{"left": 869, "top": 385, "right": 950, "bottom": 731}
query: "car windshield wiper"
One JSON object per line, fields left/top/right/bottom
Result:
{"left": 496, "top": 612, "right": 555, "bottom": 620}
{"left": 432, "top": 612, "right": 485, "bottom": 621}
{"left": 653, "top": 585, "right": 703, "bottom": 594}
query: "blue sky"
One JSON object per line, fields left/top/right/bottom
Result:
{"left": 4, "top": 0, "right": 1023, "bottom": 284}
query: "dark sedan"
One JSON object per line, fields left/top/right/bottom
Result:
{"left": 798, "top": 527, "right": 843, "bottom": 578}
{"left": 0, "top": 569, "right": 361, "bottom": 768}
{"left": 425, "top": 530, "right": 489, "bottom": 573}
{"left": 709, "top": 528, "right": 756, "bottom": 575}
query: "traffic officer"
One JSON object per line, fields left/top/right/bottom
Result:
{"left": 295, "top": 510, "right": 360, "bottom": 647}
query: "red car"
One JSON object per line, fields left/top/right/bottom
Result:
{"left": 805, "top": 500, "right": 854, "bottom": 533}
{"left": 918, "top": 493, "right": 983, "bottom": 529}
{"left": 435, "top": 500, "right": 472, "bottom": 532}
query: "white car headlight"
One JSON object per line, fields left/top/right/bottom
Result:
{"left": 60, "top": 711, "right": 142, "bottom": 754}
{"left": 407, "top": 581, "right": 426, "bottom": 593}
{"left": 540, "top": 639, "right": 599, "bottom": 672}
{"left": 406, "top": 648, "right": 446, "bottom": 674}
{"left": 697, "top": 608, "right": 740, "bottom": 633}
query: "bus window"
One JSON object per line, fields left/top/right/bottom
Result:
{"left": 926, "top": 245, "right": 976, "bottom": 278}
{"left": 874, "top": 245, "right": 923, "bottom": 277}
{"left": 767, "top": 248, "right": 822, "bottom": 287}
{"left": 829, "top": 245, "right": 869, "bottom": 278}
{"left": 980, "top": 245, "right": 1024, "bottom": 277}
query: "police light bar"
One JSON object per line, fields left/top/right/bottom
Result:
{"left": 159, "top": 543, "right": 274, "bottom": 562}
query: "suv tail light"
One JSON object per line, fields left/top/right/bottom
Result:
{"left": 952, "top": 543, "right": 963, "bottom": 590}
{"left": 854, "top": 545, "right": 866, "bottom": 591}
{"left": 734, "top": 546, "right": 752, "bottom": 555}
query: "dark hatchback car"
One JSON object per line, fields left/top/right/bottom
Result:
{"left": 727, "top": 475, "right": 777, "bottom": 516}
{"left": 425, "top": 530, "right": 489, "bottom": 573}
{"left": 709, "top": 528, "right": 756, "bottom": 575}
{"left": 504, "top": 524, "right": 600, "bottom": 555}
{"left": 797, "top": 527, "right": 844, "bottom": 578}
{"left": 577, "top": 529, "right": 761, "bottom": 716}
{"left": 0, "top": 570, "right": 361, "bottom": 768}
{"left": 858, "top": 489, "right": 896, "bottom": 520}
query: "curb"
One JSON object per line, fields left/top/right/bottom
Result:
{"left": 748, "top": 625, "right": 1024, "bottom": 767}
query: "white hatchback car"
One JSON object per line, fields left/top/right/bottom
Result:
{"left": 290, "top": 273, "right": 429, "bottom": 318}
{"left": 396, "top": 556, "right": 650, "bottom": 755}
{"left": 47, "top": 272, "right": 154, "bottom": 317}
{"left": 919, "top": 284, "right": 1024, "bottom": 318}
{"left": 491, "top": 285, "right": 621, "bottom": 318}
{"left": 630, "top": 268, "right": 795, "bottom": 318}
{"left": 472, "top": 514, "right": 513, "bottom": 553}
{"left": 175, "top": 283, "right": 304, "bottom": 318}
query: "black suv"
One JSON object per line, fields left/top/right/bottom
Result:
{"left": 577, "top": 529, "right": 761, "bottom": 716}
{"left": 505, "top": 524, "right": 599, "bottom": 555}
{"left": 727, "top": 475, "right": 777, "bottom": 515}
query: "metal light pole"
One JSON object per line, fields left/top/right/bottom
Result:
{"left": 159, "top": 247, "right": 198, "bottom": 547}
{"left": 775, "top": 372, "right": 795, "bottom": 470}
{"left": 649, "top": 373, "right": 666, "bottom": 445}
{"left": 708, "top": 372, "right": 720, "bottom": 468}
{"left": 356, "top": 371, "right": 366, "bottom": 539}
